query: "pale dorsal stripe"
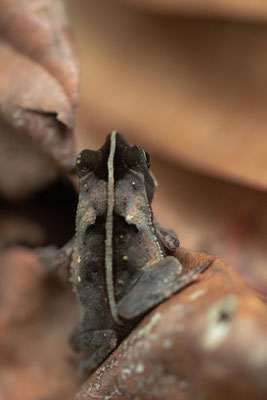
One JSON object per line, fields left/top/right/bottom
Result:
{"left": 105, "top": 131, "right": 123, "bottom": 325}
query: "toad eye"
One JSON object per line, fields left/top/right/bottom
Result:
{"left": 143, "top": 151, "right": 151, "bottom": 168}
{"left": 123, "top": 145, "right": 150, "bottom": 170}
{"left": 76, "top": 149, "right": 99, "bottom": 178}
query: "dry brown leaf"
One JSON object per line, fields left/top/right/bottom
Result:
{"left": 0, "top": 0, "right": 79, "bottom": 198}
{"left": 68, "top": 0, "right": 267, "bottom": 191}
{"left": 0, "top": 0, "right": 79, "bottom": 106}
{"left": 78, "top": 248, "right": 267, "bottom": 400}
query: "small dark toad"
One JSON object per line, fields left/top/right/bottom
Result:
{"left": 41, "top": 132, "right": 210, "bottom": 373}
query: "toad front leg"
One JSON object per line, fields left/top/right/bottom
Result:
{"left": 37, "top": 237, "right": 74, "bottom": 272}
{"left": 69, "top": 326, "right": 118, "bottom": 373}
{"left": 117, "top": 256, "right": 211, "bottom": 320}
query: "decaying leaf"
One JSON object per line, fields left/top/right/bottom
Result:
{"left": 78, "top": 248, "right": 267, "bottom": 400}
{"left": 2, "top": 245, "right": 266, "bottom": 400}
{"left": 0, "top": 0, "right": 79, "bottom": 106}
{"left": 0, "top": 0, "right": 79, "bottom": 198}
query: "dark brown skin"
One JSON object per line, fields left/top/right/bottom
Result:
{"left": 40, "top": 132, "right": 210, "bottom": 374}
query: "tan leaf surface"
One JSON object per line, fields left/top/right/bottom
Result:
{"left": 68, "top": 0, "right": 267, "bottom": 191}
{"left": 118, "top": 0, "right": 267, "bottom": 21}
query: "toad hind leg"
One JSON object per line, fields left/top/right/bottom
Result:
{"left": 69, "top": 328, "right": 118, "bottom": 373}
{"left": 117, "top": 256, "right": 211, "bottom": 320}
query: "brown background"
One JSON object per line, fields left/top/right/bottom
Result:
{"left": 1, "top": 0, "right": 267, "bottom": 399}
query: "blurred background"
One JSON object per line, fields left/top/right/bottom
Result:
{"left": 66, "top": 0, "right": 267, "bottom": 294}
{"left": 1, "top": 1, "right": 267, "bottom": 398}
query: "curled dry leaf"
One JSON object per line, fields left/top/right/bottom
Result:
{"left": 0, "top": 0, "right": 79, "bottom": 198}
{"left": 118, "top": 0, "right": 267, "bottom": 21}
{"left": 78, "top": 247, "right": 267, "bottom": 400}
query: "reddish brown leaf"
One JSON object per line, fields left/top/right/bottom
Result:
{"left": 2, "top": 246, "right": 267, "bottom": 399}
{"left": 78, "top": 248, "right": 267, "bottom": 400}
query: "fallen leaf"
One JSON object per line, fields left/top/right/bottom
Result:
{"left": 78, "top": 248, "right": 267, "bottom": 400}
{"left": 0, "top": 0, "right": 79, "bottom": 198}
{"left": 0, "top": 0, "right": 79, "bottom": 106}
